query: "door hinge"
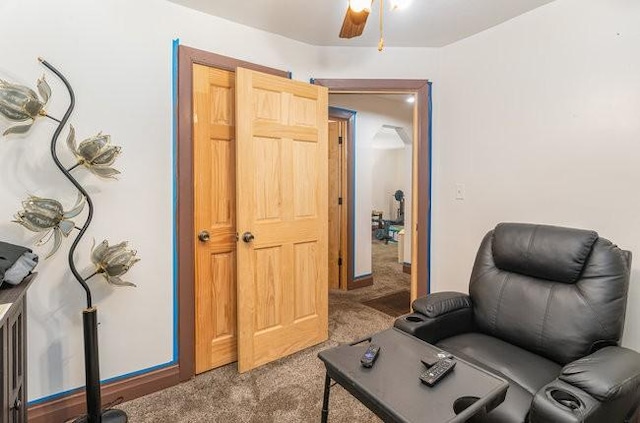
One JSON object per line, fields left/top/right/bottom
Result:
{"left": 338, "top": 257, "right": 343, "bottom": 266}
{"left": 338, "top": 197, "right": 343, "bottom": 205}
{"left": 338, "top": 136, "right": 343, "bottom": 145}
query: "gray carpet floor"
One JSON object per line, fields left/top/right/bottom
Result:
{"left": 117, "top": 241, "right": 409, "bottom": 422}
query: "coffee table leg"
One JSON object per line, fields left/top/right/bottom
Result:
{"left": 321, "top": 372, "right": 331, "bottom": 423}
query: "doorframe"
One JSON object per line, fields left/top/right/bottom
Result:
{"left": 327, "top": 107, "right": 361, "bottom": 290}
{"left": 314, "top": 79, "right": 431, "bottom": 301}
{"left": 176, "top": 45, "right": 289, "bottom": 381}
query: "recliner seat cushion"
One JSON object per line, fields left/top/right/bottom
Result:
{"left": 437, "top": 333, "right": 562, "bottom": 423}
{"left": 437, "top": 333, "right": 561, "bottom": 395}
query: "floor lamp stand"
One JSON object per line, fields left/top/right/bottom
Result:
{"left": 37, "top": 58, "right": 130, "bottom": 423}
{"left": 75, "top": 308, "right": 127, "bottom": 423}
{"left": 76, "top": 307, "right": 127, "bottom": 423}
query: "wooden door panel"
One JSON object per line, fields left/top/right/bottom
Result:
{"left": 251, "top": 316, "right": 323, "bottom": 368}
{"left": 210, "top": 87, "right": 233, "bottom": 122}
{"left": 193, "top": 64, "right": 238, "bottom": 374}
{"left": 328, "top": 122, "right": 341, "bottom": 290}
{"left": 253, "top": 246, "right": 283, "bottom": 332}
{"left": 293, "top": 141, "right": 319, "bottom": 218}
{"left": 209, "top": 253, "right": 236, "bottom": 337}
{"left": 195, "top": 250, "right": 237, "bottom": 370}
{"left": 236, "top": 68, "right": 328, "bottom": 373}
{"left": 253, "top": 89, "right": 281, "bottom": 121}
{"left": 294, "top": 241, "right": 319, "bottom": 320}
{"left": 292, "top": 96, "right": 318, "bottom": 127}
{"left": 254, "top": 137, "right": 283, "bottom": 221}
{"left": 207, "top": 139, "right": 233, "bottom": 228}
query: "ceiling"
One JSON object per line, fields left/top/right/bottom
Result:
{"left": 169, "top": 0, "right": 556, "bottom": 47}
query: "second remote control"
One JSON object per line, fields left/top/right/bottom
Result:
{"left": 419, "top": 358, "right": 456, "bottom": 386}
{"left": 360, "top": 344, "right": 380, "bottom": 368}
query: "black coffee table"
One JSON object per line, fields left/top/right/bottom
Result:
{"left": 318, "top": 328, "right": 508, "bottom": 423}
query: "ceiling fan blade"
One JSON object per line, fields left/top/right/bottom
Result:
{"left": 339, "top": 6, "right": 370, "bottom": 39}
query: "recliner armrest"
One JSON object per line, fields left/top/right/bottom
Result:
{"left": 530, "top": 380, "right": 601, "bottom": 423}
{"left": 530, "top": 347, "right": 640, "bottom": 423}
{"left": 394, "top": 292, "right": 475, "bottom": 344}
{"left": 412, "top": 291, "right": 472, "bottom": 318}
{"left": 559, "top": 346, "right": 640, "bottom": 402}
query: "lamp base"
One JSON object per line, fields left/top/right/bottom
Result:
{"left": 75, "top": 409, "right": 128, "bottom": 423}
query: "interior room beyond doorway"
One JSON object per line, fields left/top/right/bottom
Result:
{"left": 329, "top": 93, "right": 414, "bottom": 318}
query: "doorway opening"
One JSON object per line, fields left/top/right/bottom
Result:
{"left": 329, "top": 94, "right": 414, "bottom": 318}
{"left": 315, "top": 79, "right": 431, "bottom": 339}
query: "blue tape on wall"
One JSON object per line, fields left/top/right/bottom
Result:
{"left": 29, "top": 361, "right": 175, "bottom": 406}
{"left": 427, "top": 82, "right": 433, "bottom": 295}
{"left": 171, "top": 38, "right": 180, "bottom": 363}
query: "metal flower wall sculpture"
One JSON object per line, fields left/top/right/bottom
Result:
{"left": 67, "top": 125, "right": 122, "bottom": 178}
{"left": 0, "top": 76, "right": 50, "bottom": 135}
{"left": 1, "top": 58, "right": 136, "bottom": 423}
{"left": 13, "top": 193, "right": 84, "bottom": 258}
{"left": 91, "top": 240, "right": 139, "bottom": 287}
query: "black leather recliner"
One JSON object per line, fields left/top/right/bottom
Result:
{"left": 395, "top": 223, "right": 640, "bottom": 422}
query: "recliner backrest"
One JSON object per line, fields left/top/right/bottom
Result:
{"left": 469, "top": 223, "right": 631, "bottom": 365}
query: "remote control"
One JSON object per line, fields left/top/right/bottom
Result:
{"left": 360, "top": 344, "right": 380, "bottom": 368}
{"left": 421, "top": 351, "right": 453, "bottom": 368}
{"left": 419, "top": 358, "right": 456, "bottom": 386}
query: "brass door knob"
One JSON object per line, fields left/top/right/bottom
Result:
{"left": 198, "top": 230, "right": 210, "bottom": 242}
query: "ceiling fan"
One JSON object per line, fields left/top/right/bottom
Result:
{"left": 339, "top": 0, "right": 411, "bottom": 51}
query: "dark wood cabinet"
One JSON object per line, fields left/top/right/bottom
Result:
{"left": 0, "top": 274, "right": 34, "bottom": 423}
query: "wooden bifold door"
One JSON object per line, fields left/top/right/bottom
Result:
{"left": 193, "top": 65, "right": 238, "bottom": 373}
{"left": 194, "top": 65, "right": 329, "bottom": 374}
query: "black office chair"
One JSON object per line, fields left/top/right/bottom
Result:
{"left": 395, "top": 223, "right": 640, "bottom": 422}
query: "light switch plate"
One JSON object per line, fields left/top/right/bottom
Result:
{"left": 455, "top": 183, "right": 465, "bottom": 200}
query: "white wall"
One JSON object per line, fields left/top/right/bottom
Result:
{"left": 316, "top": 46, "right": 441, "bottom": 80}
{"left": 433, "top": 0, "right": 640, "bottom": 350}
{"left": 329, "top": 95, "right": 413, "bottom": 275}
{"left": 371, "top": 147, "right": 400, "bottom": 219}
{"left": 0, "top": 0, "right": 318, "bottom": 402}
